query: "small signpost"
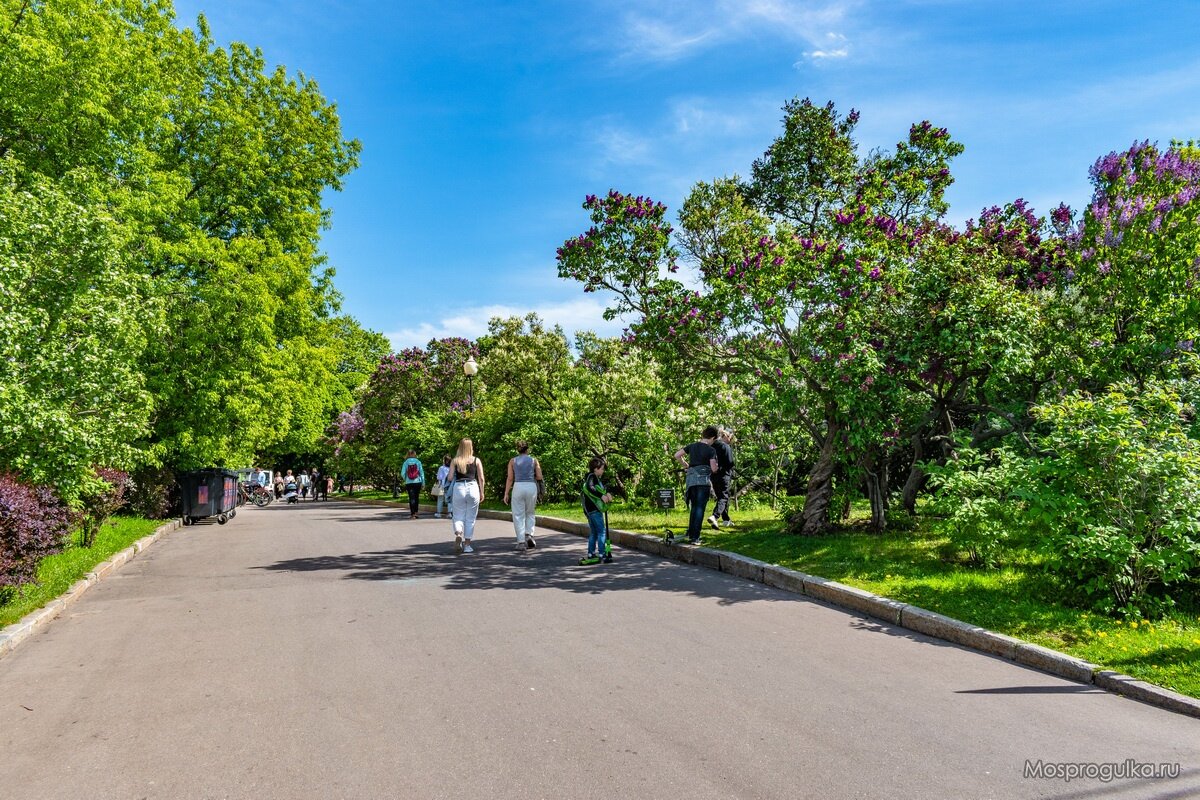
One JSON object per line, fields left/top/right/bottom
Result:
{"left": 656, "top": 488, "right": 677, "bottom": 543}
{"left": 655, "top": 488, "right": 675, "bottom": 509}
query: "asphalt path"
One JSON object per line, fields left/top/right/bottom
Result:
{"left": 1, "top": 500, "right": 1197, "bottom": 800}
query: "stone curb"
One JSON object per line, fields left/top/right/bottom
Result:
{"left": 0, "top": 518, "right": 182, "bottom": 663}
{"left": 342, "top": 497, "right": 1200, "bottom": 719}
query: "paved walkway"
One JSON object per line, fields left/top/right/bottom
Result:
{"left": 0, "top": 500, "right": 1196, "bottom": 799}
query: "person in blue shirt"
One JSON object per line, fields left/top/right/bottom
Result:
{"left": 400, "top": 450, "right": 425, "bottom": 519}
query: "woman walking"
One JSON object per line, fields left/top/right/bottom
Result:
{"left": 434, "top": 455, "right": 452, "bottom": 519}
{"left": 450, "top": 439, "right": 485, "bottom": 553}
{"left": 401, "top": 450, "right": 425, "bottom": 519}
{"left": 503, "top": 441, "right": 543, "bottom": 551}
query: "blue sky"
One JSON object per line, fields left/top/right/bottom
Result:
{"left": 172, "top": 0, "right": 1200, "bottom": 349}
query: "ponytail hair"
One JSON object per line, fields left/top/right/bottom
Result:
{"left": 453, "top": 438, "right": 475, "bottom": 472}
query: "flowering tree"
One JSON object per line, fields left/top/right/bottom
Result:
{"left": 1070, "top": 141, "right": 1200, "bottom": 385}
{"left": 559, "top": 100, "right": 964, "bottom": 533}
{"left": 887, "top": 200, "right": 1072, "bottom": 513}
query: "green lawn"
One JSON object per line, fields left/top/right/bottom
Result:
{"left": 353, "top": 491, "right": 1200, "bottom": 699}
{"left": 0, "top": 516, "right": 164, "bottom": 628}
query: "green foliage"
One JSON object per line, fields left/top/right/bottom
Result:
{"left": 926, "top": 446, "right": 1021, "bottom": 567}
{"left": 0, "top": 163, "right": 160, "bottom": 499}
{"left": 0, "top": 0, "right": 371, "bottom": 494}
{"left": 1019, "top": 382, "right": 1200, "bottom": 618}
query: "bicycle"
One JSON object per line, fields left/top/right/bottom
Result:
{"left": 247, "top": 483, "right": 273, "bottom": 507}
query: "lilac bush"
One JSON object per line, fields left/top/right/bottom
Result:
{"left": 0, "top": 474, "right": 74, "bottom": 589}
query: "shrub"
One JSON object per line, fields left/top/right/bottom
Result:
{"left": 0, "top": 474, "right": 75, "bottom": 589}
{"left": 126, "top": 466, "right": 176, "bottom": 519}
{"left": 926, "top": 446, "right": 1022, "bottom": 567}
{"left": 78, "top": 468, "right": 131, "bottom": 547}
{"left": 1020, "top": 382, "right": 1200, "bottom": 618}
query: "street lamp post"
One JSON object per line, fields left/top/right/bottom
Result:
{"left": 463, "top": 356, "right": 479, "bottom": 410}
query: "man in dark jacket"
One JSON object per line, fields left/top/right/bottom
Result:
{"left": 708, "top": 428, "right": 736, "bottom": 530}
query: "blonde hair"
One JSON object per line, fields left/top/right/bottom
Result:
{"left": 452, "top": 438, "right": 475, "bottom": 472}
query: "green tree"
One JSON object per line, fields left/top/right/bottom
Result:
{"left": 559, "top": 100, "right": 964, "bottom": 533}
{"left": 0, "top": 163, "right": 160, "bottom": 500}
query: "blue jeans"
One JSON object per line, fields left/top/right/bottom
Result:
{"left": 686, "top": 485, "right": 710, "bottom": 541}
{"left": 436, "top": 489, "right": 449, "bottom": 516}
{"left": 586, "top": 510, "right": 606, "bottom": 556}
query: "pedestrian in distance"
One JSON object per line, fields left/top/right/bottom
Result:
{"left": 401, "top": 450, "right": 425, "bottom": 519}
{"left": 310, "top": 468, "right": 321, "bottom": 501}
{"left": 298, "top": 469, "right": 311, "bottom": 500}
{"left": 450, "top": 439, "right": 485, "bottom": 554}
{"left": 708, "top": 428, "right": 736, "bottom": 530}
{"left": 675, "top": 426, "right": 720, "bottom": 544}
{"left": 274, "top": 472, "right": 284, "bottom": 499}
{"left": 503, "top": 440, "right": 543, "bottom": 551}
{"left": 434, "top": 455, "right": 452, "bottom": 518}
{"left": 580, "top": 456, "right": 613, "bottom": 564}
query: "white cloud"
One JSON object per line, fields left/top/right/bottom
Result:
{"left": 591, "top": 121, "right": 655, "bottom": 166}
{"left": 384, "top": 296, "right": 629, "bottom": 351}
{"left": 804, "top": 47, "right": 848, "bottom": 60}
{"left": 618, "top": 0, "right": 861, "bottom": 62}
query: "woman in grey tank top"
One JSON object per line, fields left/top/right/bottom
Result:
{"left": 503, "top": 440, "right": 543, "bottom": 550}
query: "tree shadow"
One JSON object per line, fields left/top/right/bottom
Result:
{"left": 253, "top": 536, "right": 801, "bottom": 606}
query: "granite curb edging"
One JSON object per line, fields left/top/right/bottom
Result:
{"left": 342, "top": 496, "right": 1199, "bottom": 720}
{"left": 0, "top": 518, "right": 182, "bottom": 662}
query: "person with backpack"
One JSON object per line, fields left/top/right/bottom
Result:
{"left": 401, "top": 450, "right": 425, "bottom": 519}
{"left": 580, "top": 456, "right": 613, "bottom": 564}
{"left": 503, "top": 440, "right": 543, "bottom": 551}
{"left": 298, "top": 469, "right": 311, "bottom": 500}
{"left": 674, "top": 426, "right": 720, "bottom": 544}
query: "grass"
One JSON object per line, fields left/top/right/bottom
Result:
{"left": 0, "top": 516, "right": 164, "bottom": 628}
{"left": 352, "top": 490, "right": 1200, "bottom": 699}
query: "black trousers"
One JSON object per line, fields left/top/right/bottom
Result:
{"left": 711, "top": 473, "right": 733, "bottom": 521}
{"left": 406, "top": 483, "right": 421, "bottom": 515}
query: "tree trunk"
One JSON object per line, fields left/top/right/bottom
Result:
{"left": 864, "top": 449, "right": 888, "bottom": 532}
{"left": 796, "top": 420, "right": 839, "bottom": 536}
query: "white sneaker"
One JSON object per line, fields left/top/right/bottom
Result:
{"left": 515, "top": 541, "right": 526, "bottom": 551}
{"left": 707, "top": 515, "right": 720, "bottom": 531}
{"left": 463, "top": 543, "right": 474, "bottom": 554}
{"left": 455, "top": 532, "right": 464, "bottom": 553}
{"left": 526, "top": 534, "right": 537, "bottom": 549}
{"left": 434, "top": 513, "right": 442, "bottom": 519}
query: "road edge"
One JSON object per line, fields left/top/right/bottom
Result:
{"left": 0, "top": 518, "right": 182, "bottom": 663}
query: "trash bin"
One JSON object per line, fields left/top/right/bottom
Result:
{"left": 178, "top": 469, "right": 240, "bottom": 525}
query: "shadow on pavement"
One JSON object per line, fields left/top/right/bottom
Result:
{"left": 253, "top": 535, "right": 800, "bottom": 607}
{"left": 956, "top": 685, "right": 1103, "bottom": 695}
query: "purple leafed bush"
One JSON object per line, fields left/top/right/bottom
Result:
{"left": 0, "top": 474, "right": 75, "bottom": 589}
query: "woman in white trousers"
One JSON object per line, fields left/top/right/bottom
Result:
{"left": 503, "top": 441, "right": 543, "bottom": 550}
{"left": 450, "top": 438, "right": 485, "bottom": 553}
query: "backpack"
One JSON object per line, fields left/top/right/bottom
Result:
{"left": 406, "top": 462, "right": 420, "bottom": 481}
{"left": 581, "top": 473, "right": 607, "bottom": 512}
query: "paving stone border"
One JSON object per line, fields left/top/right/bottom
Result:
{"left": 349, "top": 497, "right": 1199, "bottom": 720}
{"left": 0, "top": 518, "right": 182, "bottom": 662}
